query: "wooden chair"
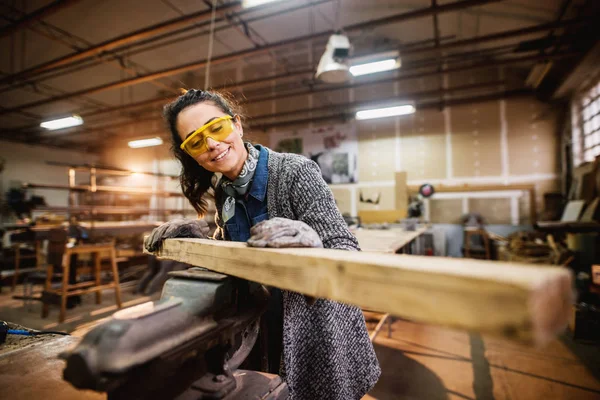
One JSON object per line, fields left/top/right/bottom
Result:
{"left": 463, "top": 227, "right": 492, "bottom": 260}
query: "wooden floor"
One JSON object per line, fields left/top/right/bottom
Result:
{"left": 1, "top": 286, "right": 599, "bottom": 399}
{"left": 364, "top": 319, "right": 600, "bottom": 400}
{"left": 0, "top": 283, "right": 160, "bottom": 334}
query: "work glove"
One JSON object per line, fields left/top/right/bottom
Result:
{"left": 247, "top": 217, "right": 323, "bottom": 248}
{"left": 144, "top": 218, "right": 210, "bottom": 253}
{"left": 247, "top": 217, "right": 322, "bottom": 306}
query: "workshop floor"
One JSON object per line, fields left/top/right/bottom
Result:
{"left": 2, "top": 288, "right": 599, "bottom": 399}
{"left": 365, "top": 319, "right": 600, "bottom": 400}
{"left": 0, "top": 283, "right": 160, "bottom": 335}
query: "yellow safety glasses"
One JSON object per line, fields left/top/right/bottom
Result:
{"left": 180, "top": 115, "right": 236, "bottom": 157}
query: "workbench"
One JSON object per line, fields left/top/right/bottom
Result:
{"left": 0, "top": 332, "right": 103, "bottom": 400}
{"left": 351, "top": 226, "right": 430, "bottom": 253}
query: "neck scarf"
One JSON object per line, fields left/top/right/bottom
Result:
{"left": 220, "top": 142, "right": 259, "bottom": 223}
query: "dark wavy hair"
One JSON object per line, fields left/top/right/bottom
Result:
{"left": 163, "top": 89, "right": 245, "bottom": 216}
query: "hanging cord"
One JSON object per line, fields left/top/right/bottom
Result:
{"left": 334, "top": 0, "right": 342, "bottom": 33}
{"left": 204, "top": 0, "right": 219, "bottom": 90}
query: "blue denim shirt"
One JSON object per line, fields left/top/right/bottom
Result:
{"left": 224, "top": 144, "right": 269, "bottom": 242}
{"left": 223, "top": 145, "right": 283, "bottom": 374}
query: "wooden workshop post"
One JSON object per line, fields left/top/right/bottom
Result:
{"left": 60, "top": 249, "right": 71, "bottom": 323}
{"left": 94, "top": 252, "right": 102, "bottom": 304}
{"left": 110, "top": 247, "right": 122, "bottom": 308}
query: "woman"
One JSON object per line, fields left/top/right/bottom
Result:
{"left": 145, "top": 89, "right": 380, "bottom": 399}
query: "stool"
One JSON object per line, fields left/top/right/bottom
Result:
{"left": 43, "top": 243, "right": 122, "bottom": 323}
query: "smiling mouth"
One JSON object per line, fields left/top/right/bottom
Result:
{"left": 212, "top": 147, "right": 230, "bottom": 162}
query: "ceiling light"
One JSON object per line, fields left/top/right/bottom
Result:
{"left": 315, "top": 33, "right": 352, "bottom": 84}
{"left": 355, "top": 104, "right": 416, "bottom": 120}
{"left": 350, "top": 58, "right": 400, "bottom": 76}
{"left": 242, "top": 0, "right": 284, "bottom": 8}
{"left": 40, "top": 115, "right": 83, "bottom": 130}
{"left": 128, "top": 137, "right": 163, "bottom": 148}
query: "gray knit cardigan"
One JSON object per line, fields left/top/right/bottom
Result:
{"left": 213, "top": 148, "right": 381, "bottom": 400}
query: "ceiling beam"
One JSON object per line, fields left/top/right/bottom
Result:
{"left": 0, "top": 0, "right": 503, "bottom": 117}
{"left": 11, "top": 16, "right": 580, "bottom": 127}
{"left": 0, "top": 0, "right": 81, "bottom": 39}
{"left": 0, "top": 1, "right": 244, "bottom": 85}
{"left": 60, "top": 88, "right": 532, "bottom": 152}
{"left": 553, "top": 40, "right": 600, "bottom": 99}
{"left": 249, "top": 80, "right": 508, "bottom": 121}
{"left": 250, "top": 89, "right": 532, "bottom": 132}
{"left": 55, "top": 80, "right": 508, "bottom": 138}
{"left": 402, "top": 17, "right": 587, "bottom": 57}
{"left": 0, "top": 0, "right": 335, "bottom": 94}
{"left": 11, "top": 50, "right": 577, "bottom": 141}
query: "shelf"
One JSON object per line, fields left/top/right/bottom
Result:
{"left": 33, "top": 206, "right": 197, "bottom": 215}
{"left": 46, "top": 161, "right": 179, "bottom": 179}
{"left": 22, "top": 183, "right": 184, "bottom": 197}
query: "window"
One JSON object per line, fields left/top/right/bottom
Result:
{"left": 573, "top": 79, "right": 600, "bottom": 166}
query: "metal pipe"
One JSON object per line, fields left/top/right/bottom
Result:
{"left": 3, "top": 68, "right": 316, "bottom": 134}
{"left": 62, "top": 81, "right": 515, "bottom": 142}
{"left": 402, "top": 17, "right": 587, "bottom": 57}
{"left": 19, "top": 50, "right": 577, "bottom": 140}
{"left": 0, "top": 0, "right": 81, "bottom": 39}
{"left": 249, "top": 80, "right": 507, "bottom": 121}
{"left": 246, "top": 51, "right": 577, "bottom": 105}
{"left": 0, "top": 0, "right": 334, "bottom": 94}
{"left": 0, "top": 1, "right": 244, "bottom": 84}
{"left": 251, "top": 89, "right": 532, "bottom": 132}
{"left": 1, "top": 0, "right": 335, "bottom": 87}
{"left": 432, "top": 0, "right": 444, "bottom": 107}
{"left": 56, "top": 88, "right": 531, "bottom": 151}
{"left": 0, "top": 0, "right": 502, "bottom": 116}
{"left": 39, "top": 79, "right": 507, "bottom": 140}
{"left": 1, "top": 49, "right": 579, "bottom": 140}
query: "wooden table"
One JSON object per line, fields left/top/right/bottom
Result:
{"left": 351, "top": 226, "right": 429, "bottom": 253}
{"left": 43, "top": 243, "right": 122, "bottom": 323}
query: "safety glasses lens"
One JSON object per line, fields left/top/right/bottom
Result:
{"left": 183, "top": 118, "right": 235, "bottom": 156}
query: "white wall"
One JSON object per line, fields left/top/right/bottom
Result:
{"left": 0, "top": 140, "right": 100, "bottom": 207}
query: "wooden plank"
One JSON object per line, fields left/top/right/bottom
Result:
{"left": 147, "top": 238, "right": 573, "bottom": 345}
{"left": 395, "top": 171, "right": 408, "bottom": 210}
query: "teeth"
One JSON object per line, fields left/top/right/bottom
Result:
{"left": 214, "top": 148, "right": 229, "bottom": 161}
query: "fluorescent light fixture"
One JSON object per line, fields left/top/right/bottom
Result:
{"left": 40, "top": 115, "right": 83, "bottom": 130}
{"left": 350, "top": 58, "right": 400, "bottom": 76}
{"left": 128, "top": 137, "right": 163, "bottom": 148}
{"left": 242, "top": 0, "right": 284, "bottom": 8}
{"left": 356, "top": 104, "right": 416, "bottom": 120}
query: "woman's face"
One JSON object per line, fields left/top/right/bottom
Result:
{"left": 177, "top": 102, "right": 247, "bottom": 180}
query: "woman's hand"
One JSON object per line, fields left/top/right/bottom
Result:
{"left": 144, "top": 219, "right": 210, "bottom": 252}
{"left": 248, "top": 217, "right": 322, "bottom": 306}
{"left": 247, "top": 217, "right": 323, "bottom": 248}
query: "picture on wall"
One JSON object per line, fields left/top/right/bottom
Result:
{"left": 270, "top": 123, "right": 358, "bottom": 184}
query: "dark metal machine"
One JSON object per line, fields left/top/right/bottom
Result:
{"left": 59, "top": 267, "right": 288, "bottom": 400}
